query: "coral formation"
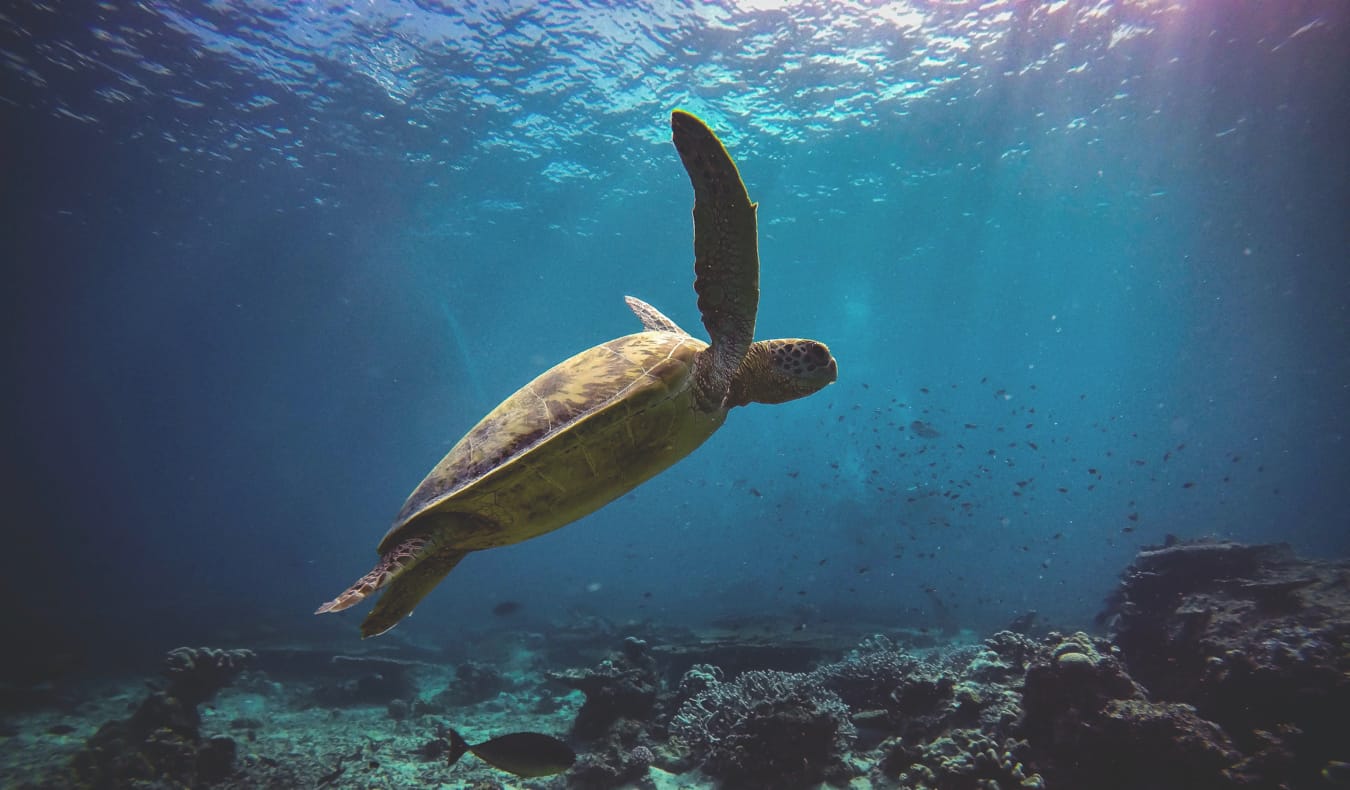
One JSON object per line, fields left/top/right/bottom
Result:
{"left": 813, "top": 634, "right": 961, "bottom": 741}
{"left": 549, "top": 636, "right": 660, "bottom": 740}
{"left": 1021, "top": 631, "right": 1244, "bottom": 788}
{"left": 163, "top": 647, "right": 257, "bottom": 708}
{"left": 310, "top": 653, "right": 420, "bottom": 707}
{"left": 671, "top": 668, "right": 855, "bottom": 788}
{"left": 5, "top": 541, "right": 1344, "bottom": 790}
{"left": 435, "top": 660, "right": 510, "bottom": 707}
{"left": 68, "top": 646, "right": 255, "bottom": 788}
{"left": 880, "top": 728, "right": 1043, "bottom": 789}
{"left": 1104, "top": 538, "right": 1350, "bottom": 787}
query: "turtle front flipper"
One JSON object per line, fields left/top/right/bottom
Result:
{"left": 671, "top": 110, "right": 759, "bottom": 408}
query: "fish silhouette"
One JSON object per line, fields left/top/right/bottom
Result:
{"left": 447, "top": 728, "right": 576, "bottom": 778}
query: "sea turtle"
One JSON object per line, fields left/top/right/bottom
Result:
{"left": 317, "top": 110, "right": 838, "bottom": 637}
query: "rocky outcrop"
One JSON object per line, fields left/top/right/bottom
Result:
{"left": 1103, "top": 538, "right": 1350, "bottom": 787}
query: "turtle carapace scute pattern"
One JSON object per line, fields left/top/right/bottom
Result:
{"left": 317, "top": 110, "right": 838, "bottom": 637}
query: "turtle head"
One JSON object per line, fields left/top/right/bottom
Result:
{"left": 725, "top": 338, "right": 837, "bottom": 408}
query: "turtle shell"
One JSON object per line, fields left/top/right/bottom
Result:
{"left": 376, "top": 331, "right": 724, "bottom": 555}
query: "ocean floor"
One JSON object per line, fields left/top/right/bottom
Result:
{"left": 3, "top": 539, "right": 1347, "bottom": 789}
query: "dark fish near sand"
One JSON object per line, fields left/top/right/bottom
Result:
{"left": 447, "top": 728, "right": 575, "bottom": 778}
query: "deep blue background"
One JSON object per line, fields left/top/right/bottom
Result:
{"left": 2, "top": 1, "right": 1347, "bottom": 671}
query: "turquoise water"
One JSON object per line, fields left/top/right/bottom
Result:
{"left": 3, "top": 1, "right": 1347, "bottom": 661}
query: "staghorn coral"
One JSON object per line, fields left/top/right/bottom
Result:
{"left": 671, "top": 669, "right": 855, "bottom": 788}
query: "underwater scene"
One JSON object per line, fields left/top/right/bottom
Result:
{"left": 3, "top": 1, "right": 1348, "bottom": 788}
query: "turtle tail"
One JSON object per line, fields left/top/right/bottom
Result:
{"left": 314, "top": 536, "right": 432, "bottom": 615}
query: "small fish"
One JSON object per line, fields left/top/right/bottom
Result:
{"left": 491, "top": 601, "right": 522, "bottom": 617}
{"left": 447, "top": 728, "right": 575, "bottom": 778}
{"left": 910, "top": 420, "right": 942, "bottom": 439}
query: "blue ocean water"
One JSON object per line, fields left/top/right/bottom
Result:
{"left": 2, "top": 1, "right": 1347, "bottom": 670}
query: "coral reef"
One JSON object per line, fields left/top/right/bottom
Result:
{"left": 309, "top": 653, "right": 420, "bottom": 707}
{"left": 1104, "top": 538, "right": 1350, "bottom": 787}
{"left": 813, "top": 634, "right": 961, "bottom": 742}
{"left": 549, "top": 636, "right": 660, "bottom": 740}
{"left": 879, "top": 728, "right": 1043, "bottom": 789}
{"left": 68, "top": 646, "right": 255, "bottom": 788}
{"left": 545, "top": 637, "right": 661, "bottom": 788}
{"left": 5, "top": 540, "right": 1344, "bottom": 790}
{"left": 1021, "top": 631, "right": 1244, "bottom": 788}
{"left": 164, "top": 646, "right": 257, "bottom": 708}
{"left": 670, "top": 668, "right": 855, "bottom": 788}
{"left": 432, "top": 660, "right": 510, "bottom": 707}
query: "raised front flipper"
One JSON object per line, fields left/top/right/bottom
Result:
{"left": 671, "top": 110, "right": 759, "bottom": 407}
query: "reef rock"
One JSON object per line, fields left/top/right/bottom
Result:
{"left": 550, "top": 636, "right": 660, "bottom": 741}
{"left": 1105, "top": 538, "right": 1350, "bottom": 786}
{"left": 68, "top": 646, "right": 254, "bottom": 788}
{"left": 1021, "top": 631, "right": 1244, "bottom": 788}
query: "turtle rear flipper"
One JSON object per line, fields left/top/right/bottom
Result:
{"left": 672, "top": 110, "right": 759, "bottom": 407}
{"left": 315, "top": 535, "right": 432, "bottom": 614}
{"left": 316, "top": 535, "right": 469, "bottom": 638}
{"left": 360, "top": 544, "right": 469, "bottom": 638}
{"left": 624, "top": 295, "right": 689, "bottom": 335}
